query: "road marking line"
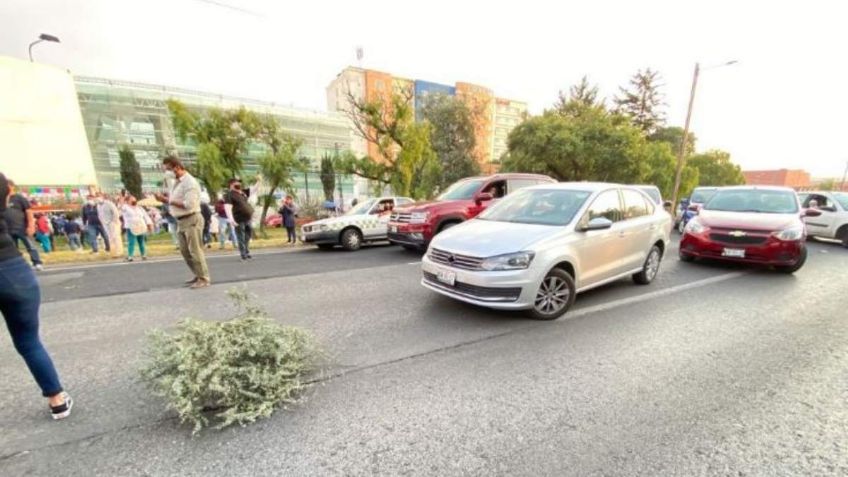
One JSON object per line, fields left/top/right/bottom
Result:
{"left": 407, "top": 261, "right": 421, "bottom": 265}
{"left": 566, "top": 271, "right": 747, "bottom": 320}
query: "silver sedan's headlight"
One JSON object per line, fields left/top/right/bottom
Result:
{"left": 480, "top": 251, "right": 535, "bottom": 271}
{"left": 319, "top": 224, "right": 329, "bottom": 231}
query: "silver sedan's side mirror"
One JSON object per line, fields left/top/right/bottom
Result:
{"left": 580, "top": 217, "right": 614, "bottom": 232}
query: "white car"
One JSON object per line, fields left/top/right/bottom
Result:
{"left": 798, "top": 191, "right": 848, "bottom": 247}
{"left": 421, "top": 183, "right": 672, "bottom": 319}
{"left": 302, "top": 196, "right": 414, "bottom": 251}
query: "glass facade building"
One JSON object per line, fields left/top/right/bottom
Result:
{"left": 74, "top": 76, "right": 356, "bottom": 198}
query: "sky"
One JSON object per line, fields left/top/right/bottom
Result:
{"left": 2, "top": 0, "right": 847, "bottom": 178}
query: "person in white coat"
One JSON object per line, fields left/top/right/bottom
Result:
{"left": 97, "top": 194, "right": 123, "bottom": 257}
{"left": 121, "top": 196, "right": 153, "bottom": 262}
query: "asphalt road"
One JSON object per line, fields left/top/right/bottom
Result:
{"left": 1, "top": 239, "right": 847, "bottom": 476}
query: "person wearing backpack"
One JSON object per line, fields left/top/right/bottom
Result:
{"left": 224, "top": 179, "right": 255, "bottom": 261}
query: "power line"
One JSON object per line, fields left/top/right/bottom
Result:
{"left": 189, "top": 0, "right": 264, "bottom": 17}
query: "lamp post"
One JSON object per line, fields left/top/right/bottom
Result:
{"left": 28, "top": 33, "right": 60, "bottom": 62}
{"left": 841, "top": 160, "right": 848, "bottom": 191}
{"left": 670, "top": 60, "right": 738, "bottom": 213}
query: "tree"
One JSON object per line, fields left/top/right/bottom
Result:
{"left": 419, "top": 93, "right": 480, "bottom": 188}
{"left": 254, "top": 115, "right": 304, "bottom": 232}
{"left": 614, "top": 68, "right": 666, "bottom": 135}
{"left": 341, "top": 89, "right": 441, "bottom": 199}
{"left": 555, "top": 75, "right": 601, "bottom": 115}
{"left": 641, "top": 141, "right": 699, "bottom": 200}
{"left": 194, "top": 143, "right": 229, "bottom": 200}
{"left": 686, "top": 150, "right": 746, "bottom": 187}
{"left": 649, "top": 126, "right": 697, "bottom": 158}
{"left": 167, "top": 99, "right": 261, "bottom": 180}
{"left": 502, "top": 104, "right": 650, "bottom": 184}
{"left": 320, "top": 154, "right": 336, "bottom": 202}
{"left": 118, "top": 144, "right": 143, "bottom": 198}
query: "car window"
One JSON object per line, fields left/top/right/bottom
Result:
{"left": 622, "top": 189, "right": 650, "bottom": 219}
{"left": 803, "top": 194, "right": 831, "bottom": 209}
{"left": 705, "top": 189, "right": 799, "bottom": 214}
{"left": 585, "top": 189, "right": 624, "bottom": 223}
{"left": 508, "top": 179, "right": 539, "bottom": 194}
{"left": 690, "top": 188, "right": 717, "bottom": 204}
{"left": 638, "top": 186, "right": 661, "bottom": 205}
{"left": 437, "top": 179, "right": 487, "bottom": 200}
{"left": 477, "top": 188, "right": 592, "bottom": 226}
{"left": 833, "top": 192, "right": 848, "bottom": 210}
{"left": 482, "top": 180, "right": 507, "bottom": 199}
{"left": 396, "top": 198, "right": 414, "bottom": 206}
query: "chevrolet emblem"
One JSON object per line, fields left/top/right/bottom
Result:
{"left": 728, "top": 230, "right": 747, "bottom": 237}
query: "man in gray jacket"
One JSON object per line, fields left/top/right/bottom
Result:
{"left": 97, "top": 194, "right": 122, "bottom": 257}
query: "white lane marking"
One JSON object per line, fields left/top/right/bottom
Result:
{"left": 566, "top": 271, "right": 747, "bottom": 320}
{"left": 407, "top": 261, "right": 421, "bottom": 265}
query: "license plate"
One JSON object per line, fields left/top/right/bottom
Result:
{"left": 436, "top": 268, "right": 456, "bottom": 286}
{"left": 389, "top": 225, "right": 397, "bottom": 233}
{"left": 722, "top": 248, "right": 746, "bottom": 258}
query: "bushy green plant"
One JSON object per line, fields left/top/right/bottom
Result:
{"left": 140, "top": 288, "right": 319, "bottom": 433}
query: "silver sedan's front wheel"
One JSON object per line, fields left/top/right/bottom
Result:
{"left": 529, "top": 268, "right": 576, "bottom": 320}
{"left": 633, "top": 245, "right": 662, "bottom": 285}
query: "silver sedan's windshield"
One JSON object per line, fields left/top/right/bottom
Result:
{"left": 477, "top": 189, "right": 591, "bottom": 226}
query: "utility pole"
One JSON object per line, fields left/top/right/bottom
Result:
{"left": 670, "top": 63, "right": 699, "bottom": 213}
{"left": 841, "top": 161, "right": 848, "bottom": 191}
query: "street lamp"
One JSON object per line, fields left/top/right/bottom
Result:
{"left": 28, "top": 33, "right": 61, "bottom": 62}
{"left": 670, "top": 60, "right": 738, "bottom": 214}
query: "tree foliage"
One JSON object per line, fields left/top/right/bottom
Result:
{"left": 649, "top": 126, "right": 697, "bottom": 158}
{"left": 614, "top": 68, "right": 666, "bottom": 135}
{"left": 555, "top": 75, "right": 602, "bottom": 116}
{"left": 320, "top": 154, "right": 336, "bottom": 202}
{"left": 118, "top": 144, "right": 143, "bottom": 198}
{"left": 419, "top": 93, "right": 480, "bottom": 189}
{"left": 167, "top": 99, "right": 261, "bottom": 179}
{"left": 502, "top": 104, "right": 657, "bottom": 184}
{"left": 140, "top": 288, "right": 319, "bottom": 434}
{"left": 687, "top": 150, "right": 746, "bottom": 187}
{"left": 255, "top": 115, "right": 304, "bottom": 231}
{"left": 341, "top": 89, "right": 441, "bottom": 199}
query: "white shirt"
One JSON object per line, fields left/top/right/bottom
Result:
{"left": 169, "top": 172, "right": 201, "bottom": 218}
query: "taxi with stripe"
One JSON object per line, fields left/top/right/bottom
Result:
{"left": 302, "top": 197, "right": 415, "bottom": 251}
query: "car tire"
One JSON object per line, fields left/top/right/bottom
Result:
{"left": 438, "top": 221, "right": 460, "bottom": 234}
{"left": 838, "top": 226, "right": 848, "bottom": 248}
{"left": 317, "top": 244, "right": 335, "bottom": 250}
{"left": 402, "top": 244, "right": 423, "bottom": 252}
{"left": 340, "top": 228, "right": 362, "bottom": 251}
{"left": 528, "top": 268, "right": 576, "bottom": 321}
{"left": 774, "top": 246, "right": 808, "bottom": 274}
{"left": 633, "top": 245, "right": 662, "bottom": 285}
{"left": 679, "top": 252, "right": 695, "bottom": 263}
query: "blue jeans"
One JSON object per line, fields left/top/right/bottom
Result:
{"left": 218, "top": 219, "right": 237, "bottom": 248}
{"left": 10, "top": 233, "right": 42, "bottom": 266}
{"left": 67, "top": 233, "right": 82, "bottom": 251}
{"left": 86, "top": 223, "right": 110, "bottom": 253}
{"left": 0, "top": 256, "right": 63, "bottom": 397}
{"left": 235, "top": 222, "right": 252, "bottom": 258}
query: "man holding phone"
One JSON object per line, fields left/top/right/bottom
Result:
{"left": 154, "top": 156, "right": 210, "bottom": 289}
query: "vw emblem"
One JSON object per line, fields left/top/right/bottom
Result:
{"left": 446, "top": 254, "right": 456, "bottom": 264}
{"left": 729, "top": 230, "right": 747, "bottom": 237}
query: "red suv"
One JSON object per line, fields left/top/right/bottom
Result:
{"left": 679, "top": 186, "right": 821, "bottom": 273}
{"left": 387, "top": 173, "right": 556, "bottom": 251}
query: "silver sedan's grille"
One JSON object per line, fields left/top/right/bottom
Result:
{"left": 391, "top": 212, "right": 412, "bottom": 223}
{"left": 429, "top": 248, "right": 484, "bottom": 271}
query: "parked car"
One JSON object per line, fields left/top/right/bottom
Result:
{"left": 388, "top": 173, "right": 556, "bottom": 251}
{"left": 301, "top": 196, "right": 414, "bottom": 251}
{"left": 797, "top": 190, "right": 848, "bottom": 248}
{"left": 679, "top": 186, "right": 821, "bottom": 273}
{"left": 265, "top": 214, "right": 283, "bottom": 228}
{"left": 675, "top": 186, "right": 720, "bottom": 233}
{"left": 420, "top": 183, "right": 672, "bottom": 320}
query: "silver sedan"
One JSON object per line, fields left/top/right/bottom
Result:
{"left": 421, "top": 182, "right": 672, "bottom": 319}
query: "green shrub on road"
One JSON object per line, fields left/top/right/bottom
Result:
{"left": 140, "top": 288, "right": 319, "bottom": 433}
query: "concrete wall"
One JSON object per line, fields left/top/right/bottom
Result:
{"left": 0, "top": 55, "right": 97, "bottom": 188}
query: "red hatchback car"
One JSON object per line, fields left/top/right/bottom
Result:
{"left": 679, "top": 186, "right": 821, "bottom": 273}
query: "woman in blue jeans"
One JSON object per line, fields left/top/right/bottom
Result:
{"left": 0, "top": 173, "right": 72, "bottom": 420}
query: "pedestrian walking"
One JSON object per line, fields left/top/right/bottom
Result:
{"left": 98, "top": 194, "right": 122, "bottom": 257}
{"left": 280, "top": 195, "right": 298, "bottom": 244}
{"left": 0, "top": 173, "right": 72, "bottom": 420}
{"left": 215, "top": 198, "right": 237, "bottom": 249}
{"left": 200, "top": 200, "right": 213, "bottom": 249}
{"left": 82, "top": 195, "right": 110, "bottom": 254}
{"left": 63, "top": 214, "right": 83, "bottom": 252}
{"left": 34, "top": 214, "right": 52, "bottom": 253}
{"left": 154, "top": 156, "right": 210, "bottom": 289}
{"left": 4, "top": 180, "right": 43, "bottom": 271}
{"left": 224, "top": 179, "right": 255, "bottom": 260}
{"left": 121, "top": 196, "right": 153, "bottom": 262}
